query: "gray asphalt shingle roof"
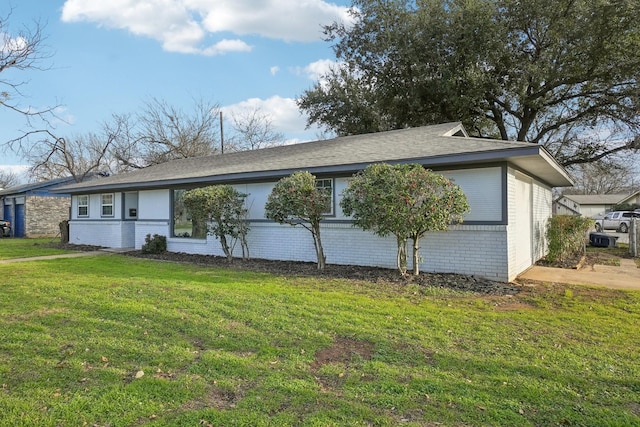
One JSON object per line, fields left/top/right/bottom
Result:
{"left": 0, "top": 176, "right": 76, "bottom": 196}
{"left": 56, "top": 122, "right": 573, "bottom": 194}
{"left": 565, "top": 192, "right": 639, "bottom": 205}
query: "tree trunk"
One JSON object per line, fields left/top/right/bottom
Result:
{"left": 411, "top": 236, "right": 420, "bottom": 275}
{"left": 219, "top": 233, "right": 233, "bottom": 262}
{"left": 312, "top": 223, "right": 326, "bottom": 270}
{"left": 396, "top": 236, "right": 407, "bottom": 275}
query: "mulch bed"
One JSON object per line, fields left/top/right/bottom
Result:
{"left": 51, "top": 243, "right": 522, "bottom": 296}
{"left": 129, "top": 250, "right": 521, "bottom": 296}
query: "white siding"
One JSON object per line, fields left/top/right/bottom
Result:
{"left": 232, "top": 182, "right": 273, "bottom": 220}
{"left": 71, "top": 193, "right": 123, "bottom": 220}
{"left": 506, "top": 168, "right": 553, "bottom": 281}
{"left": 139, "top": 190, "right": 170, "bottom": 220}
{"left": 124, "top": 192, "right": 138, "bottom": 220}
{"left": 441, "top": 167, "right": 503, "bottom": 221}
{"left": 580, "top": 205, "right": 608, "bottom": 218}
{"left": 532, "top": 180, "right": 552, "bottom": 261}
{"left": 67, "top": 166, "right": 525, "bottom": 281}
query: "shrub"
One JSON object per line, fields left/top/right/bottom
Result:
{"left": 341, "top": 164, "right": 469, "bottom": 275}
{"left": 182, "top": 185, "right": 250, "bottom": 262}
{"left": 546, "top": 215, "right": 593, "bottom": 263}
{"left": 141, "top": 234, "right": 167, "bottom": 254}
{"left": 265, "top": 171, "right": 330, "bottom": 270}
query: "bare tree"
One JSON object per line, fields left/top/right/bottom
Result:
{"left": 27, "top": 131, "right": 114, "bottom": 182}
{"left": 567, "top": 154, "right": 640, "bottom": 195}
{"left": 1, "top": 9, "right": 59, "bottom": 152}
{"left": 0, "top": 169, "right": 20, "bottom": 189}
{"left": 227, "top": 106, "right": 284, "bottom": 151}
{"left": 135, "top": 97, "right": 221, "bottom": 166}
{"left": 26, "top": 98, "right": 223, "bottom": 180}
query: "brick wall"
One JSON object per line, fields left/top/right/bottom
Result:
{"left": 70, "top": 220, "right": 133, "bottom": 247}
{"left": 161, "top": 221, "right": 510, "bottom": 281}
{"left": 70, "top": 218, "right": 512, "bottom": 281}
{"left": 25, "top": 196, "right": 70, "bottom": 238}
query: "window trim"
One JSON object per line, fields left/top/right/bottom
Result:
{"left": 101, "top": 193, "right": 115, "bottom": 218}
{"left": 77, "top": 195, "right": 89, "bottom": 218}
{"left": 315, "top": 178, "right": 334, "bottom": 216}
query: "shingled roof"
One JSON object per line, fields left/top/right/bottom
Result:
{"left": 56, "top": 122, "right": 573, "bottom": 194}
{"left": 564, "top": 192, "right": 639, "bottom": 205}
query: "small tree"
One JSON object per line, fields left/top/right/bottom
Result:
{"left": 341, "top": 164, "right": 469, "bottom": 275}
{"left": 265, "top": 171, "right": 330, "bottom": 270}
{"left": 182, "top": 185, "right": 249, "bottom": 261}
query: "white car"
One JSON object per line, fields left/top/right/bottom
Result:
{"left": 594, "top": 211, "right": 640, "bottom": 233}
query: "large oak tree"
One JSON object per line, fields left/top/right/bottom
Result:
{"left": 298, "top": 0, "right": 640, "bottom": 167}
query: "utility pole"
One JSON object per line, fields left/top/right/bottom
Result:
{"left": 220, "top": 111, "right": 224, "bottom": 154}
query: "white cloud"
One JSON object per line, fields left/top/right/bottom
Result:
{"left": 61, "top": 0, "right": 353, "bottom": 55}
{"left": 223, "top": 96, "right": 326, "bottom": 141}
{"left": 201, "top": 39, "right": 253, "bottom": 56}
{"left": 270, "top": 66, "right": 280, "bottom": 76}
{"left": 294, "top": 58, "right": 341, "bottom": 80}
{"left": 1, "top": 33, "right": 28, "bottom": 53}
{"left": 0, "top": 165, "right": 29, "bottom": 185}
{"left": 196, "top": 0, "right": 353, "bottom": 42}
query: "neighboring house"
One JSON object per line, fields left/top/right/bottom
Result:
{"left": 0, "top": 177, "right": 75, "bottom": 238}
{"left": 555, "top": 191, "right": 640, "bottom": 218}
{"left": 55, "top": 122, "right": 573, "bottom": 282}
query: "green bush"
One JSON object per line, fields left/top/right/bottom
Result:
{"left": 546, "top": 215, "right": 593, "bottom": 263}
{"left": 141, "top": 234, "right": 167, "bottom": 254}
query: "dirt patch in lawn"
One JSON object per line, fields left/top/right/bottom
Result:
{"left": 311, "top": 337, "right": 375, "bottom": 371}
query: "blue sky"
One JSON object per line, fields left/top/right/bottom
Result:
{"left": 1, "top": 0, "right": 352, "bottom": 175}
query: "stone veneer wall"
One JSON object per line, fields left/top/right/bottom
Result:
{"left": 25, "top": 196, "right": 71, "bottom": 237}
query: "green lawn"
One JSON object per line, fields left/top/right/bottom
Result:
{"left": 0, "top": 238, "right": 75, "bottom": 260}
{"left": 0, "top": 251, "right": 638, "bottom": 426}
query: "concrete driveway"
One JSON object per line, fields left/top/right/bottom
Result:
{"left": 518, "top": 257, "right": 640, "bottom": 291}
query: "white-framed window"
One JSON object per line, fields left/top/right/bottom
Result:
{"left": 101, "top": 193, "right": 114, "bottom": 217}
{"left": 315, "top": 178, "right": 334, "bottom": 215}
{"left": 172, "top": 189, "right": 207, "bottom": 238}
{"left": 77, "top": 195, "right": 89, "bottom": 217}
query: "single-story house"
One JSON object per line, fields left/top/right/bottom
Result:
{"left": 55, "top": 122, "right": 573, "bottom": 282}
{"left": 554, "top": 191, "right": 640, "bottom": 218}
{"left": 0, "top": 176, "right": 75, "bottom": 237}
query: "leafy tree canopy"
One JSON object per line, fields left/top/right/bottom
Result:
{"left": 265, "top": 171, "right": 331, "bottom": 269}
{"left": 298, "top": 0, "right": 640, "bottom": 167}
{"left": 341, "top": 163, "right": 469, "bottom": 275}
{"left": 182, "top": 185, "right": 249, "bottom": 261}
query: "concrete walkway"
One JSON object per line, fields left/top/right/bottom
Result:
{"left": 0, "top": 250, "right": 109, "bottom": 264}
{"left": 518, "top": 258, "right": 640, "bottom": 290}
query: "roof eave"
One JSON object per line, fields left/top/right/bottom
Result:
{"left": 54, "top": 145, "right": 572, "bottom": 194}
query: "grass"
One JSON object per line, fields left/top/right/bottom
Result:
{"left": 0, "top": 247, "right": 639, "bottom": 425}
{"left": 586, "top": 243, "right": 640, "bottom": 267}
{"left": 586, "top": 244, "right": 630, "bottom": 259}
{"left": 0, "top": 238, "right": 75, "bottom": 260}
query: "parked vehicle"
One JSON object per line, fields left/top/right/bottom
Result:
{"left": 594, "top": 211, "right": 640, "bottom": 233}
{"left": 0, "top": 220, "right": 10, "bottom": 237}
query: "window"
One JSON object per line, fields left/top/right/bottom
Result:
{"left": 172, "top": 189, "right": 207, "bottom": 238}
{"left": 315, "top": 178, "right": 334, "bottom": 215}
{"left": 77, "top": 195, "right": 89, "bottom": 217}
{"left": 101, "top": 194, "right": 114, "bottom": 217}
